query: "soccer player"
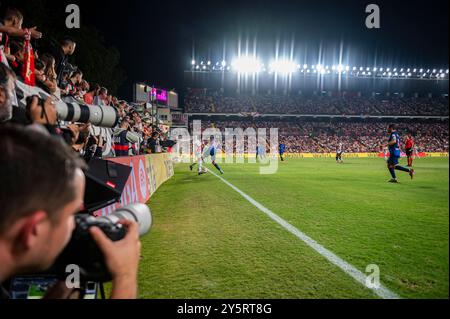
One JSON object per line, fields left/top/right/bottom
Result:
{"left": 203, "top": 136, "right": 224, "bottom": 174}
{"left": 336, "top": 142, "right": 344, "bottom": 163}
{"left": 189, "top": 139, "right": 207, "bottom": 175}
{"left": 405, "top": 132, "right": 415, "bottom": 167}
{"left": 279, "top": 143, "right": 286, "bottom": 162}
{"left": 386, "top": 124, "right": 415, "bottom": 183}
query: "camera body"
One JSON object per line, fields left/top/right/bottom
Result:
{"left": 50, "top": 203, "right": 151, "bottom": 283}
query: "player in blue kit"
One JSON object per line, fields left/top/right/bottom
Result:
{"left": 279, "top": 143, "right": 285, "bottom": 162}
{"left": 386, "top": 124, "right": 415, "bottom": 183}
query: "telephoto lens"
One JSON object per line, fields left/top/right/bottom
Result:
{"left": 15, "top": 80, "right": 119, "bottom": 128}
{"left": 50, "top": 203, "right": 152, "bottom": 283}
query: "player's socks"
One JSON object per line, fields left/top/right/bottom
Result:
{"left": 190, "top": 163, "right": 196, "bottom": 171}
{"left": 213, "top": 163, "right": 224, "bottom": 174}
{"left": 395, "top": 165, "right": 410, "bottom": 173}
{"left": 389, "top": 168, "right": 396, "bottom": 179}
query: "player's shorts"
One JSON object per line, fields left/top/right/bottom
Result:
{"left": 405, "top": 148, "right": 413, "bottom": 157}
{"left": 387, "top": 155, "right": 399, "bottom": 165}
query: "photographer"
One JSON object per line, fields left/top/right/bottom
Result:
{"left": 113, "top": 118, "right": 141, "bottom": 157}
{"left": 0, "top": 125, "right": 141, "bottom": 299}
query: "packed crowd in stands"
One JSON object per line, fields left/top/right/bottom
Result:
{"left": 190, "top": 119, "right": 449, "bottom": 153}
{"left": 0, "top": 7, "right": 170, "bottom": 158}
{"left": 185, "top": 89, "right": 449, "bottom": 116}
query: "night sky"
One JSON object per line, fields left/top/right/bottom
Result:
{"left": 72, "top": 0, "right": 449, "bottom": 99}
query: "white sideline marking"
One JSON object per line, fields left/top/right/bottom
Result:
{"left": 209, "top": 170, "right": 401, "bottom": 299}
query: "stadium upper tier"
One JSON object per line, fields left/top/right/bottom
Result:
{"left": 185, "top": 89, "right": 449, "bottom": 117}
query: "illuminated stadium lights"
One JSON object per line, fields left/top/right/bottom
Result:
{"left": 387, "top": 68, "right": 390, "bottom": 72}
{"left": 419, "top": 68, "right": 423, "bottom": 72}
{"left": 202, "top": 65, "right": 206, "bottom": 70}
{"left": 447, "top": 69, "right": 449, "bottom": 73}
{"left": 352, "top": 66, "right": 357, "bottom": 71}
{"left": 191, "top": 59, "right": 196, "bottom": 65}
{"left": 345, "top": 65, "right": 350, "bottom": 71}
{"left": 382, "top": 72, "right": 386, "bottom": 76}
{"left": 366, "top": 67, "right": 370, "bottom": 71}
{"left": 413, "top": 68, "right": 417, "bottom": 72}
{"left": 359, "top": 67, "right": 363, "bottom": 71}
{"left": 393, "top": 68, "right": 397, "bottom": 72}
{"left": 408, "top": 72, "right": 412, "bottom": 76}
{"left": 316, "top": 64, "right": 323, "bottom": 70}
{"left": 221, "top": 60, "right": 227, "bottom": 67}
{"left": 388, "top": 72, "right": 392, "bottom": 76}
{"left": 231, "top": 56, "right": 263, "bottom": 73}
{"left": 432, "top": 69, "right": 436, "bottom": 73}
{"left": 195, "top": 65, "right": 199, "bottom": 70}
{"left": 373, "top": 67, "right": 377, "bottom": 72}
{"left": 269, "top": 59, "right": 297, "bottom": 74}
{"left": 303, "top": 64, "right": 308, "bottom": 69}
{"left": 379, "top": 67, "right": 383, "bottom": 71}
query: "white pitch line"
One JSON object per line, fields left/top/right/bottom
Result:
{"left": 208, "top": 170, "right": 401, "bottom": 299}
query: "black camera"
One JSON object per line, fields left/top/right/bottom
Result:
{"left": 50, "top": 203, "right": 152, "bottom": 283}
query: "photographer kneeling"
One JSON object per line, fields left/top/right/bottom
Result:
{"left": 0, "top": 125, "right": 141, "bottom": 299}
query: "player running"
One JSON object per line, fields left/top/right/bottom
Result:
{"left": 336, "top": 142, "right": 344, "bottom": 163}
{"left": 203, "top": 136, "right": 224, "bottom": 174}
{"left": 386, "top": 124, "right": 415, "bottom": 183}
{"left": 189, "top": 139, "right": 207, "bottom": 175}
{"left": 405, "top": 132, "right": 415, "bottom": 167}
{"left": 278, "top": 143, "right": 286, "bottom": 162}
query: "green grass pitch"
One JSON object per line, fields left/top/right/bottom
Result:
{"left": 138, "top": 157, "right": 449, "bottom": 299}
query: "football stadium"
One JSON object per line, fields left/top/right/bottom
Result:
{"left": 0, "top": 0, "right": 448, "bottom": 308}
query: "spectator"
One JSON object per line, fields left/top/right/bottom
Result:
{"left": 50, "top": 36, "right": 76, "bottom": 85}
{"left": 83, "top": 83, "right": 100, "bottom": 105}
{"left": 0, "top": 62, "right": 15, "bottom": 122}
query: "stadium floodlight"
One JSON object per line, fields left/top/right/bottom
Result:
{"left": 373, "top": 67, "right": 377, "bottom": 72}
{"left": 359, "top": 67, "right": 363, "bottom": 71}
{"left": 202, "top": 65, "right": 206, "bottom": 70}
{"left": 362, "top": 71, "right": 366, "bottom": 75}
{"left": 393, "top": 68, "right": 397, "bottom": 72}
{"left": 269, "top": 59, "right": 297, "bottom": 74}
{"left": 316, "top": 64, "right": 323, "bottom": 70}
{"left": 419, "top": 68, "right": 423, "bottom": 72}
{"left": 195, "top": 65, "right": 200, "bottom": 70}
{"left": 413, "top": 68, "right": 416, "bottom": 72}
{"left": 446, "top": 69, "right": 449, "bottom": 74}
{"left": 352, "top": 66, "right": 357, "bottom": 71}
{"left": 231, "top": 56, "right": 263, "bottom": 73}
{"left": 400, "top": 68, "right": 403, "bottom": 72}
{"left": 331, "top": 65, "right": 336, "bottom": 70}
{"left": 432, "top": 69, "right": 436, "bottom": 73}
{"left": 345, "top": 65, "right": 350, "bottom": 71}
{"left": 394, "top": 72, "right": 398, "bottom": 76}
{"left": 325, "top": 65, "right": 329, "bottom": 70}
{"left": 221, "top": 60, "right": 227, "bottom": 67}
{"left": 441, "top": 73, "right": 445, "bottom": 78}
{"left": 200, "top": 61, "right": 204, "bottom": 65}
{"left": 366, "top": 67, "right": 370, "bottom": 71}
{"left": 402, "top": 72, "right": 405, "bottom": 76}
{"left": 408, "top": 72, "right": 412, "bottom": 76}
{"left": 336, "top": 64, "right": 344, "bottom": 72}
{"left": 407, "top": 68, "right": 410, "bottom": 72}
{"left": 386, "top": 68, "right": 390, "bottom": 72}
{"left": 388, "top": 72, "right": 392, "bottom": 76}
{"left": 191, "top": 59, "right": 196, "bottom": 65}
{"left": 207, "top": 61, "right": 211, "bottom": 66}
{"left": 379, "top": 67, "right": 383, "bottom": 71}
{"left": 307, "top": 69, "right": 311, "bottom": 73}
{"left": 303, "top": 64, "right": 308, "bottom": 69}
